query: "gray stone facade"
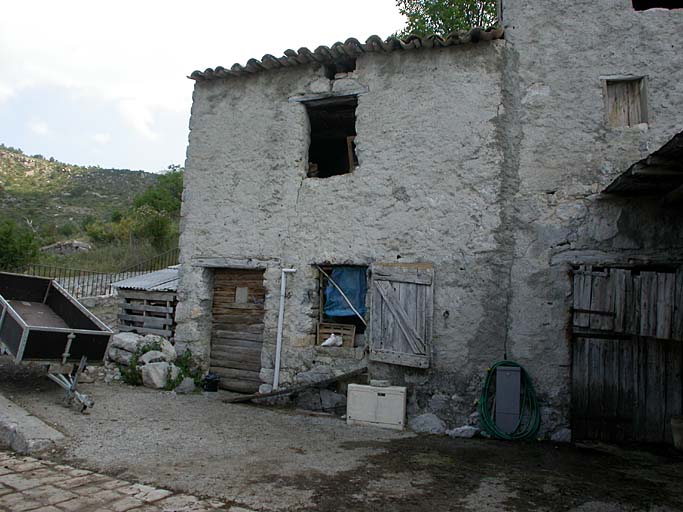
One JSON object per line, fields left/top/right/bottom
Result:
{"left": 176, "top": 0, "right": 683, "bottom": 437}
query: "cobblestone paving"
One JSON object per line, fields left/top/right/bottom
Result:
{"left": 0, "top": 451, "right": 239, "bottom": 512}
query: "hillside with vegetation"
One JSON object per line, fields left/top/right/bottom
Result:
{"left": 0, "top": 145, "right": 159, "bottom": 240}
{"left": 0, "top": 145, "right": 183, "bottom": 272}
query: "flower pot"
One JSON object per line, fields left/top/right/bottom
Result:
{"left": 672, "top": 416, "right": 683, "bottom": 450}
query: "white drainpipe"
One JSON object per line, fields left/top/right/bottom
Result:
{"left": 273, "top": 268, "right": 297, "bottom": 389}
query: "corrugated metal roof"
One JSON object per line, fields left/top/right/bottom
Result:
{"left": 190, "top": 28, "right": 504, "bottom": 81}
{"left": 604, "top": 131, "right": 683, "bottom": 196}
{"left": 112, "top": 266, "right": 179, "bottom": 292}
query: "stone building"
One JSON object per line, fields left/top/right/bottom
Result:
{"left": 176, "top": 0, "right": 683, "bottom": 441}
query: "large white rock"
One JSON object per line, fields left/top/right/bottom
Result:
{"left": 108, "top": 347, "right": 133, "bottom": 366}
{"left": 174, "top": 377, "right": 196, "bottom": 394}
{"left": 139, "top": 350, "right": 166, "bottom": 365}
{"left": 141, "top": 362, "right": 179, "bottom": 390}
{"left": 259, "top": 383, "right": 273, "bottom": 395}
{"left": 408, "top": 413, "right": 447, "bottom": 435}
{"left": 550, "top": 428, "right": 572, "bottom": 443}
{"left": 447, "top": 426, "right": 480, "bottom": 438}
{"left": 110, "top": 332, "right": 143, "bottom": 353}
{"left": 320, "top": 389, "right": 346, "bottom": 411}
{"left": 159, "top": 339, "right": 176, "bottom": 362}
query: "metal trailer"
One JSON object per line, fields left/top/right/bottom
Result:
{"left": 0, "top": 272, "right": 112, "bottom": 411}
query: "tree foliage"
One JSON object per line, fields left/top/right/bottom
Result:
{"left": 396, "top": 0, "right": 497, "bottom": 37}
{"left": 0, "top": 217, "right": 38, "bottom": 270}
{"left": 133, "top": 166, "right": 183, "bottom": 215}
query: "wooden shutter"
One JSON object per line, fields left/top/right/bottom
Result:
{"left": 369, "top": 263, "right": 433, "bottom": 368}
{"left": 606, "top": 79, "right": 644, "bottom": 127}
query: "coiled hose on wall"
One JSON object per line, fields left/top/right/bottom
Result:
{"left": 478, "top": 360, "right": 541, "bottom": 441}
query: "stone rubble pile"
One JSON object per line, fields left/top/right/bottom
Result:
{"left": 107, "top": 332, "right": 186, "bottom": 390}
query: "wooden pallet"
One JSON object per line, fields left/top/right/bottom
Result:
{"left": 118, "top": 290, "right": 176, "bottom": 338}
{"left": 317, "top": 322, "right": 355, "bottom": 348}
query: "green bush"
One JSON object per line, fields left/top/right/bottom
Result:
{"left": 119, "top": 341, "right": 201, "bottom": 391}
{"left": 131, "top": 206, "right": 175, "bottom": 250}
{"left": 167, "top": 349, "right": 203, "bottom": 390}
{"left": 110, "top": 209, "right": 124, "bottom": 223}
{"left": 119, "top": 339, "right": 162, "bottom": 386}
{"left": 80, "top": 214, "right": 97, "bottom": 230}
{"left": 85, "top": 221, "right": 116, "bottom": 243}
{"left": 0, "top": 217, "right": 38, "bottom": 270}
{"left": 133, "top": 167, "right": 183, "bottom": 215}
{"left": 58, "top": 222, "right": 77, "bottom": 237}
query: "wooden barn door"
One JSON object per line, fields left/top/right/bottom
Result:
{"left": 210, "top": 269, "right": 265, "bottom": 393}
{"left": 572, "top": 337, "right": 683, "bottom": 443}
{"left": 369, "top": 263, "right": 433, "bottom": 369}
{"left": 571, "top": 266, "right": 683, "bottom": 443}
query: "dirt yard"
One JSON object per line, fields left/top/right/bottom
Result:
{"left": 1, "top": 357, "right": 682, "bottom": 512}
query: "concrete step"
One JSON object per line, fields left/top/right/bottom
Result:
{"left": 0, "top": 393, "right": 64, "bottom": 454}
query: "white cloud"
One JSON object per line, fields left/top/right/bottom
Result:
{"left": 28, "top": 120, "right": 49, "bottom": 135}
{"left": 118, "top": 99, "right": 158, "bottom": 140}
{"left": 0, "top": 84, "right": 14, "bottom": 104}
{"left": 92, "top": 133, "right": 111, "bottom": 144}
{"left": 0, "top": 0, "right": 407, "bottom": 168}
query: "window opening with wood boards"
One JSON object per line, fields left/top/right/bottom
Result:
{"left": 306, "top": 96, "right": 358, "bottom": 178}
{"left": 604, "top": 78, "right": 648, "bottom": 128}
{"left": 316, "top": 265, "right": 368, "bottom": 348}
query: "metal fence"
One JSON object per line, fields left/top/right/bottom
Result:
{"left": 16, "top": 247, "right": 180, "bottom": 299}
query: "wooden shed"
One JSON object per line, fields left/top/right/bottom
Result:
{"left": 112, "top": 266, "right": 178, "bottom": 339}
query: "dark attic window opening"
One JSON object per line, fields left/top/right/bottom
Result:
{"left": 633, "top": 0, "right": 683, "bottom": 9}
{"left": 323, "top": 58, "right": 356, "bottom": 80}
{"left": 306, "top": 95, "right": 358, "bottom": 178}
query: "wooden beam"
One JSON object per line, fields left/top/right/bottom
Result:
{"left": 222, "top": 367, "right": 368, "bottom": 404}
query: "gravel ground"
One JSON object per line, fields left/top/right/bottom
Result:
{"left": 1, "top": 356, "right": 683, "bottom": 512}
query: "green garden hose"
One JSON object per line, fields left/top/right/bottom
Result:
{"left": 478, "top": 360, "right": 541, "bottom": 441}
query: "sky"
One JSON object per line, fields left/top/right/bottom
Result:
{"left": 0, "top": 1, "right": 406, "bottom": 173}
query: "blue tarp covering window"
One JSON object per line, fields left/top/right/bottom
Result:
{"left": 324, "top": 266, "right": 367, "bottom": 318}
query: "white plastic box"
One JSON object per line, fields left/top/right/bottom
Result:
{"left": 346, "top": 384, "right": 406, "bottom": 430}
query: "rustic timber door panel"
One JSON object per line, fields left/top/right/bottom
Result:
{"left": 572, "top": 336, "right": 683, "bottom": 443}
{"left": 210, "top": 269, "right": 265, "bottom": 393}
{"left": 571, "top": 265, "right": 683, "bottom": 444}
{"left": 369, "top": 263, "right": 433, "bottom": 369}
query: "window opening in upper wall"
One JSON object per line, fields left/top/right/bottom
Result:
{"left": 323, "top": 58, "right": 356, "bottom": 80}
{"left": 305, "top": 96, "right": 358, "bottom": 178}
{"left": 317, "top": 265, "right": 368, "bottom": 339}
{"left": 632, "top": 0, "right": 683, "bottom": 10}
{"left": 605, "top": 78, "right": 648, "bottom": 127}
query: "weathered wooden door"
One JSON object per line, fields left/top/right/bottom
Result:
{"left": 571, "top": 265, "right": 683, "bottom": 443}
{"left": 572, "top": 336, "right": 683, "bottom": 443}
{"left": 210, "top": 269, "right": 265, "bottom": 393}
{"left": 369, "top": 263, "right": 433, "bottom": 368}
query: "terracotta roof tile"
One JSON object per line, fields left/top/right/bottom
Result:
{"left": 189, "top": 27, "right": 504, "bottom": 81}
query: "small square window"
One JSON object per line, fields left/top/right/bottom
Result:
{"left": 605, "top": 78, "right": 647, "bottom": 127}
{"left": 305, "top": 96, "right": 358, "bottom": 178}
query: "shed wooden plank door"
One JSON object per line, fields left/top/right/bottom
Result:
{"left": 211, "top": 269, "right": 265, "bottom": 393}
{"left": 572, "top": 336, "right": 683, "bottom": 444}
{"left": 369, "top": 263, "right": 433, "bottom": 369}
{"left": 571, "top": 265, "right": 683, "bottom": 444}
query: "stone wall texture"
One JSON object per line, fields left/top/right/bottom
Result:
{"left": 176, "top": 0, "right": 683, "bottom": 437}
